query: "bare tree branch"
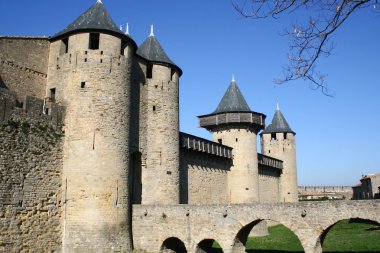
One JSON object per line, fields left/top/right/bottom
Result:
{"left": 232, "top": 0, "right": 379, "bottom": 96}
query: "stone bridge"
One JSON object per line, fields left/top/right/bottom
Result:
{"left": 132, "top": 200, "right": 380, "bottom": 253}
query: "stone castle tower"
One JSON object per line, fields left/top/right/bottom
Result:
{"left": 46, "top": 1, "right": 136, "bottom": 251}
{"left": 136, "top": 26, "right": 182, "bottom": 205}
{"left": 260, "top": 103, "right": 298, "bottom": 202}
{"left": 44, "top": 1, "right": 182, "bottom": 251}
{"left": 198, "top": 77, "right": 266, "bottom": 203}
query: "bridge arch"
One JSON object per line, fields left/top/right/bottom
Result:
{"left": 160, "top": 237, "right": 187, "bottom": 253}
{"left": 230, "top": 219, "right": 305, "bottom": 253}
{"left": 196, "top": 239, "right": 223, "bottom": 253}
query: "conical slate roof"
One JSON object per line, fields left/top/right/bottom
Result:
{"left": 50, "top": 0, "right": 125, "bottom": 40}
{"left": 137, "top": 30, "right": 182, "bottom": 77}
{"left": 213, "top": 78, "right": 252, "bottom": 114}
{"left": 262, "top": 106, "right": 295, "bottom": 134}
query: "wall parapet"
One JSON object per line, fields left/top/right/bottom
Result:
{"left": 180, "top": 132, "right": 232, "bottom": 159}
{"left": 258, "top": 153, "right": 283, "bottom": 170}
{"left": 0, "top": 88, "right": 65, "bottom": 129}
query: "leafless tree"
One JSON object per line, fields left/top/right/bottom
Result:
{"left": 232, "top": 0, "right": 379, "bottom": 96}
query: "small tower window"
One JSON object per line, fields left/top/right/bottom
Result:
{"left": 89, "top": 33, "right": 100, "bottom": 50}
{"left": 121, "top": 40, "right": 127, "bottom": 56}
{"left": 50, "top": 88, "right": 56, "bottom": 101}
{"left": 284, "top": 133, "right": 288, "bottom": 139}
{"left": 153, "top": 105, "right": 156, "bottom": 111}
{"left": 81, "top": 82, "right": 86, "bottom": 88}
{"left": 171, "top": 69, "right": 176, "bottom": 81}
{"left": 218, "top": 139, "right": 223, "bottom": 144}
{"left": 60, "top": 38, "right": 69, "bottom": 55}
{"left": 271, "top": 133, "right": 277, "bottom": 140}
{"left": 147, "top": 64, "right": 153, "bottom": 79}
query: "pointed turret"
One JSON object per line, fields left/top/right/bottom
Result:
{"left": 213, "top": 77, "right": 252, "bottom": 114}
{"left": 198, "top": 77, "right": 266, "bottom": 204}
{"left": 262, "top": 104, "right": 295, "bottom": 135}
{"left": 198, "top": 77, "right": 265, "bottom": 131}
{"left": 137, "top": 26, "right": 182, "bottom": 75}
{"left": 260, "top": 102, "right": 298, "bottom": 203}
{"left": 50, "top": 0, "right": 128, "bottom": 41}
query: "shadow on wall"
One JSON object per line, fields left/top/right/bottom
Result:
{"left": 0, "top": 75, "right": 8, "bottom": 89}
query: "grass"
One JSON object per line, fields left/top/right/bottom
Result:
{"left": 212, "top": 219, "right": 380, "bottom": 253}
{"left": 322, "top": 219, "right": 380, "bottom": 252}
{"left": 245, "top": 224, "right": 304, "bottom": 253}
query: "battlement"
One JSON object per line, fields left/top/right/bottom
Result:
{"left": 258, "top": 153, "right": 283, "bottom": 170}
{"left": 0, "top": 88, "right": 65, "bottom": 129}
{"left": 180, "top": 132, "right": 232, "bottom": 159}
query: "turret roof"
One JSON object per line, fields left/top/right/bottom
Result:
{"left": 262, "top": 105, "right": 295, "bottom": 134}
{"left": 137, "top": 26, "right": 182, "bottom": 75}
{"left": 213, "top": 78, "right": 252, "bottom": 114}
{"left": 50, "top": 0, "right": 126, "bottom": 40}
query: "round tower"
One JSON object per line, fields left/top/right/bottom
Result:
{"left": 136, "top": 25, "right": 182, "bottom": 204}
{"left": 46, "top": 1, "right": 136, "bottom": 251}
{"left": 198, "top": 77, "right": 266, "bottom": 203}
{"left": 260, "top": 103, "right": 298, "bottom": 202}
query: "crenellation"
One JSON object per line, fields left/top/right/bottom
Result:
{"left": 0, "top": 88, "right": 65, "bottom": 129}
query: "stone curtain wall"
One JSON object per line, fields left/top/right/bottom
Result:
{"left": 179, "top": 149, "right": 230, "bottom": 204}
{"left": 0, "top": 37, "right": 49, "bottom": 101}
{"left": 0, "top": 89, "right": 64, "bottom": 252}
{"left": 132, "top": 201, "right": 380, "bottom": 253}
{"left": 258, "top": 166, "right": 280, "bottom": 203}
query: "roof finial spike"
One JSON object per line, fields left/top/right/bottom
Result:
{"left": 119, "top": 25, "right": 123, "bottom": 31}
{"left": 97, "top": 0, "right": 102, "bottom": 3}
{"left": 150, "top": 24, "right": 154, "bottom": 37}
{"left": 126, "top": 23, "right": 129, "bottom": 35}
{"left": 232, "top": 74, "right": 235, "bottom": 82}
{"left": 276, "top": 98, "right": 280, "bottom": 111}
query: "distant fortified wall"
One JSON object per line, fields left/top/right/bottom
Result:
{"left": 298, "top": 186, "right": 353, "bottom": 200}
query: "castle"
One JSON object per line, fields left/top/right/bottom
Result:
{"left": 0, "top": 1, "right": 298, "bottom": 252}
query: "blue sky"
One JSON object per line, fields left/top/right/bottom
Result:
{"left": 1, "top": 0, "right": 379, "bottom": 186}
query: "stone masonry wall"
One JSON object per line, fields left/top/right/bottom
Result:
{"left": 213, "top": 126, "right": 259, "bottom": 203}
{"left": 0, "top": 89, "right": 64, "bottom": 253}
{"left": 180, "top": 149, "right": 230, "bottom": 204}
{"left": 258, "top": 166, "right": 280, "bottom": 203}
{"left": 0, "top": 37, "right": 49, "bottom": 101}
